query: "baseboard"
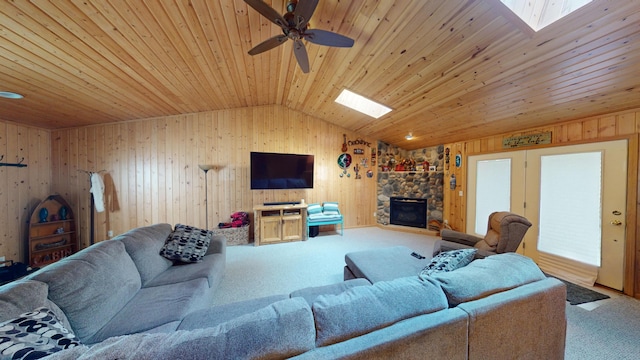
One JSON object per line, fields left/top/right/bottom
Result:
{"left": 376, "top": 223, "right": 439, "bottom": 237}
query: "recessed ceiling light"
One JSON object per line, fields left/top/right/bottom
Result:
{"left": 405, "top": 133, "right": 413, "bottom": 140}
{"left": 335, "top": 89, "right": 392, "bottom": 119}
{"left": 0, "top": 91, "right": 24, "bottom": 99}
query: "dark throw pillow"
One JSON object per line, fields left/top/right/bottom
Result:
{"left": 419, "top": 248, "right": 477, "bottom": 279}
{"left": 0, "top": 307, "right": 81, "bottom": 360}
{"left": 159, "top": 224, "right": 213, "bottom": 263}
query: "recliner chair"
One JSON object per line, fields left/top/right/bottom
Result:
{"left": 433, "top": 211, "right": 532, "bottom": 258}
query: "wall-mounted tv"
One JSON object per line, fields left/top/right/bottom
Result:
{"left": 250, "top": 152, "right": 314, "bottom": 190}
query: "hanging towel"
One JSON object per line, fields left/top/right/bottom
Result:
{"left": 90, "top": 172, "right": 106, "bottom": 213}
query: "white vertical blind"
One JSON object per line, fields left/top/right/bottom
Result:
{"left": 538, "top": 152, "right": 602, "bottom": 266}
{"left": 475, "top": 159, "right": 511, "bottom": 234}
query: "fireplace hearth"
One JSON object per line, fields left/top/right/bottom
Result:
{"left": 390, "top": 197, "right": 427, "bottom": 228}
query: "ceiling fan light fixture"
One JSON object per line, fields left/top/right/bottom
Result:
{"left": 335, "top": 89, "right": 392, "bottom": 119}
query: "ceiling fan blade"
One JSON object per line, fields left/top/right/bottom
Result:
{"left": 304, "top": 29, "right": 354, "bottom": 48}
{"left": 248, "top": 35, "right": 288, "bottom": 55}
{"left": 244, "top": 0, "right": 287, "bottom": 29}
{"left": 294, "top": 0, "right": 319, "bottom": 29}
{"left": 293, "top": 39, "right": 310, "bottom": 73}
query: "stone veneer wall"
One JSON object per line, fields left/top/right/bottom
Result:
{"left": 376, "top": 142, "right": 444, "bottom": 226}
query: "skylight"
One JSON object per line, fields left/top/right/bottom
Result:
{"left": 335, "top": 89, "right": 392, "bottom": 119}
{"left": 0, "top": 91, "right": 24, "bottom": 99}
{"left": 500, "top": 0, "right": 593, "bottom": 31}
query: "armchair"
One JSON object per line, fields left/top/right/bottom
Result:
{"left": 433, "top": 211, "right": 532, "bottom": 258}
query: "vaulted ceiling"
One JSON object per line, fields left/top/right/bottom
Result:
{"left": 1, "top": 0, "right": 640, "bottom": 149}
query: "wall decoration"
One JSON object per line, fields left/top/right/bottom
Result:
{"left": 342, "top": 134, "right": 348, "bottom": 152}
{"left": 338, "top": 153, "right": 352, "bottom": 177}
{"left": 347, "top": 138, "right": 371, "bottom": 147}
{"left": 445, "top": 148, "right": 450, "bottom": 170}
{"left": 502, "top": 132, "right": 552, "bottom": 148}
{"left": 353, "top": 148, "right": 364, "bottom": 154}
{"left": 455, "top": 152, "right": 462, "bottom": 168}
{"left": 366, "top": 170, "right": 373, "bottom": 178}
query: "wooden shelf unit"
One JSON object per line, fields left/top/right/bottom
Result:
{"left": 28, "top": 195, "right": 78, "bottom": 267}
{"left": 253, "top": 204, "right": 308, "bottom": 246}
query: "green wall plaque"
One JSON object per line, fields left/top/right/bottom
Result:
{"left": 502, "top": 132, "right": 552, "bottom": 149}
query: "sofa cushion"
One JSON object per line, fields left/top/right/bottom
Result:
{"left": 308, "top": 213, "right": 343, "bottom": 223}
{"left": 0, "top": 307, "right": 81, "bottom": 359}
{"left": 47, "top": 298, "right": 316, "bottom": 360}
{"left": 0, "top": 280, "right": 70, "bottom": 331}
{"left": 27, "top": 240, "right": 142, "bottom": 343}
{"left": 160, "top": 224, "right": 212, "bottom": 263}
{"left": 116, "top": 223, "right": 174, "bottom": 285}
{"left": 290, "top": 278, "right": 371, "bottom": 306}
{"left": 86, "top": 277, "right": 211, "bottom": 344}
{"left": 483, "top": 230, "right": 500, "bottom": 249}
{"left": 430, "top": 252, "right": 546, "bottom": 307}
{"left": 312, "top": 276, "right": 447, "bottom": 347}
{"left": 144, "top": 253, "right": 225, "bottom": 288}
{"left": 178, "top": 294, "right": 289, "bottom": 331}
{"left": 419, "top": 248, "right": 477, "bottom": 278}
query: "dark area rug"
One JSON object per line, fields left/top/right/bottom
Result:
{"left": 549, "top": 276, "right": 610, "bottom": 305}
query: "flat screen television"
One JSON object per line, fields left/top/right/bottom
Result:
{"left": 250, "top": 152, "right": 314, "bottom": 189}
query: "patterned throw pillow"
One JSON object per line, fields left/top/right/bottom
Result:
{"left": 159, "top": 224, "right": 213, "bottom": 263}
{"left": 0, "top": 307, "right": 81, "bottom": 360}
{"left": 419, "top": 249, "right": 477, "bottom": 279}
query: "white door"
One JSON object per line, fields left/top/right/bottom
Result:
{"left": 466, "top": 151, "right": 525, "bottom": 236}
{"left": 468, "top": 140, "right": 627, "bottom": 290}
{"left": 526, "top": 140, "right": 627, "bottom": 290}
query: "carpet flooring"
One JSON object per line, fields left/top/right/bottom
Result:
{"left": 565, "top": 295, "right": 640, "bottom": 360}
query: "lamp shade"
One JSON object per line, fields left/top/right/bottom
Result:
{"left": 198, "top": 164, "right": 214, "bottom": 171}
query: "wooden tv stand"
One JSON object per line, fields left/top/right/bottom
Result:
{"left": 253, "top": 204, "right": 308, "bottom": 246}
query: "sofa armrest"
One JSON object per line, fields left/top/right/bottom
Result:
{"left": 206, "top": 235, "right": 226, "bottom": 255}
{"left": 440, "top": 229, "right": 483, "bottom": 247}
{"left": 433, "top": 239, "right": 494, "bottom": 259}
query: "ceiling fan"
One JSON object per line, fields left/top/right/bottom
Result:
{"left": 244, "top": 0, "right": 355, "bottom": 73}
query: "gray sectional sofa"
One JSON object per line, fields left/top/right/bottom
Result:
{"left": 0, "top": 223, "right": 566, "bottom": 359}
{"left": 0, "top": 223, "right": 226, "bottom": 345}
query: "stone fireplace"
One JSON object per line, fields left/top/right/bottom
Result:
{"left": 376, "top": 142, "right": 444, "bottom": 227}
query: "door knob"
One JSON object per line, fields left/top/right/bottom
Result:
{"left": 610, "top": 220, "right": 622, "bottom": 226}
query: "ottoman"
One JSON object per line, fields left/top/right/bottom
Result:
{"left": 344, "top": 246, "right": 432, "bottom": 283}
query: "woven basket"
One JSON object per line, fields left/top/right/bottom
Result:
{"left": 211, "top": 225, "right": 250, "bottom": 246}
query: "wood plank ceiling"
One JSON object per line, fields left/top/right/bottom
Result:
{"left": 1, "top": 0, "right": 640, "bottom": 149}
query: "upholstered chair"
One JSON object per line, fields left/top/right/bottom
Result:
{"left": 433, "top": 212, "right": 532, "bottom": 258}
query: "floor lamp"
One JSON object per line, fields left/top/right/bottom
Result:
{"left": 199, "top": 165, "right": 214, "bottom": 229}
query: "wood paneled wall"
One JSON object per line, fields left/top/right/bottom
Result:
{"left": 0, "top": 121, "right": 51, "bottom": 263}
{"left": 50, "top": 105, "right": 378, "bottom": 248}
{"left": 443, "top": 108, "right": 640, "bottom": 298}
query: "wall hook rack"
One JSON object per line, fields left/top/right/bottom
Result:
{"left": 0, "top": 155, "right": 28, "bottom": 168}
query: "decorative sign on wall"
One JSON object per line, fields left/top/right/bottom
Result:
{"left": 502, "top": 132, "right": 552, "bottom": 148}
